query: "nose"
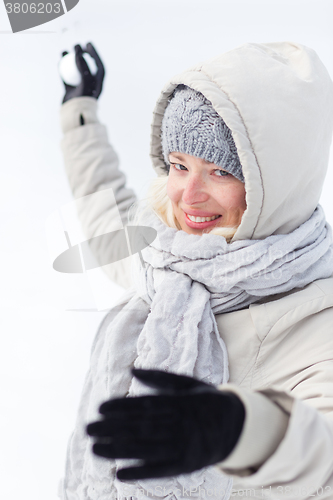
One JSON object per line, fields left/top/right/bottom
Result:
{"left": 182, "top": 173, "right": 210, "bottom": 206}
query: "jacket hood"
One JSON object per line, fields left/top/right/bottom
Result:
{"left": 150, "top": 42, "right": 333, "bottom": 241}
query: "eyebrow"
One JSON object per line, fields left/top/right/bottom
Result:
{"left": 168, "top": 153, "right": 212, "bottom": 165}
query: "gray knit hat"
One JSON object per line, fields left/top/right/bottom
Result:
{"left": 161, "top": 85, "right": 244, "bottom": 182}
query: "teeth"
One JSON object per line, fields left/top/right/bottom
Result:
{"left": 187, "top": 214, "right": 220, "bottom": 222}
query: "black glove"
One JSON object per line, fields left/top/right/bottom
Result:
{"left": 86, "top": 369, "right": 245, "bottom": 480}
{"left": 61, "top": 42, "right": 105, "bottom": 104}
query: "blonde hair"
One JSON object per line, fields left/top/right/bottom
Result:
{"left": 129, "top": 175, "right": 238, "bottom": 243}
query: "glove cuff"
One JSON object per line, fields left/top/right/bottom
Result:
{"left": 216, "top": 384, "right": 289, "bottom": 472}
{"left": 60, "top": 96, "right": 99, "bottom": 134}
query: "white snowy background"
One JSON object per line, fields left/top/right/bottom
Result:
{"left": 0, "top": 0, "right": 332, "bottom": 498}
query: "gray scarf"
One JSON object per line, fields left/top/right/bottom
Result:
{"left": 61, "top": 205, "right": 333, "bottom": 500}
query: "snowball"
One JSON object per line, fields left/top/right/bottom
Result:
{"left": 59, "top": 52, "right": 98, "bottom": 87}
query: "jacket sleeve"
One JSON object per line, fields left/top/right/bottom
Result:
{"left": 59, "top": 96, "right": 137, "bottom": 289}
{"left": 216, "top": 384, "right": 290, "bottom": 473}
{"left": 215, "top": 311, "right": 333, "bottom": 498}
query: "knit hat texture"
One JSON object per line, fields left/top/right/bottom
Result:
{"left": 161, "top": 85, "right": 244, "bottom": 182}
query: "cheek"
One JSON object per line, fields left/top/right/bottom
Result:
{"left": 235, "top": 186, "right": 247, "bottom": 211}
{"left": 166, "top": 176, "right": 181, "bottom": 203}
{"left": 229, "top": 187, "right": 246, "bottom": 208}
{"left": 216, "top": 184, "right": 247, "bottom": 211}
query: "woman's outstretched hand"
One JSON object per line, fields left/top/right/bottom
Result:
{"left": 60, "top": 42, "right": 105, "bottom": 104}
{"left": 86, "top": 369, "right": 245, "bottom": 480}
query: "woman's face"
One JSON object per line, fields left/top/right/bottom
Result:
{"left": 166, "top": 152, "right": 247, "bottom": 235}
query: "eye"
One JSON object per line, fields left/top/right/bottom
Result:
{"left": 214, "top": 169, "right": 229, "bottom": 177}
{"left": 171, "top": 162, "right": 188, "bottom": 171}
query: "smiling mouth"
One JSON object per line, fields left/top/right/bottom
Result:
{"left": 185, "top": 213, "right": 222, "bottom": 223}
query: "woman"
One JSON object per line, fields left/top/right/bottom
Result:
{"left": 58, "top": 42, "right": 333, "bottom": 499}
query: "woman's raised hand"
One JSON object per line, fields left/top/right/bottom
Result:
{"left": 86, "top": 369, "right": 245, "bottom": 480}
{"left": 60, "top": 42, "right": 105, "bottom": 104}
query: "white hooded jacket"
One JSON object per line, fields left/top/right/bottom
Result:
{"left": 59, "top": 42, "right": 333, "bottom": 498}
